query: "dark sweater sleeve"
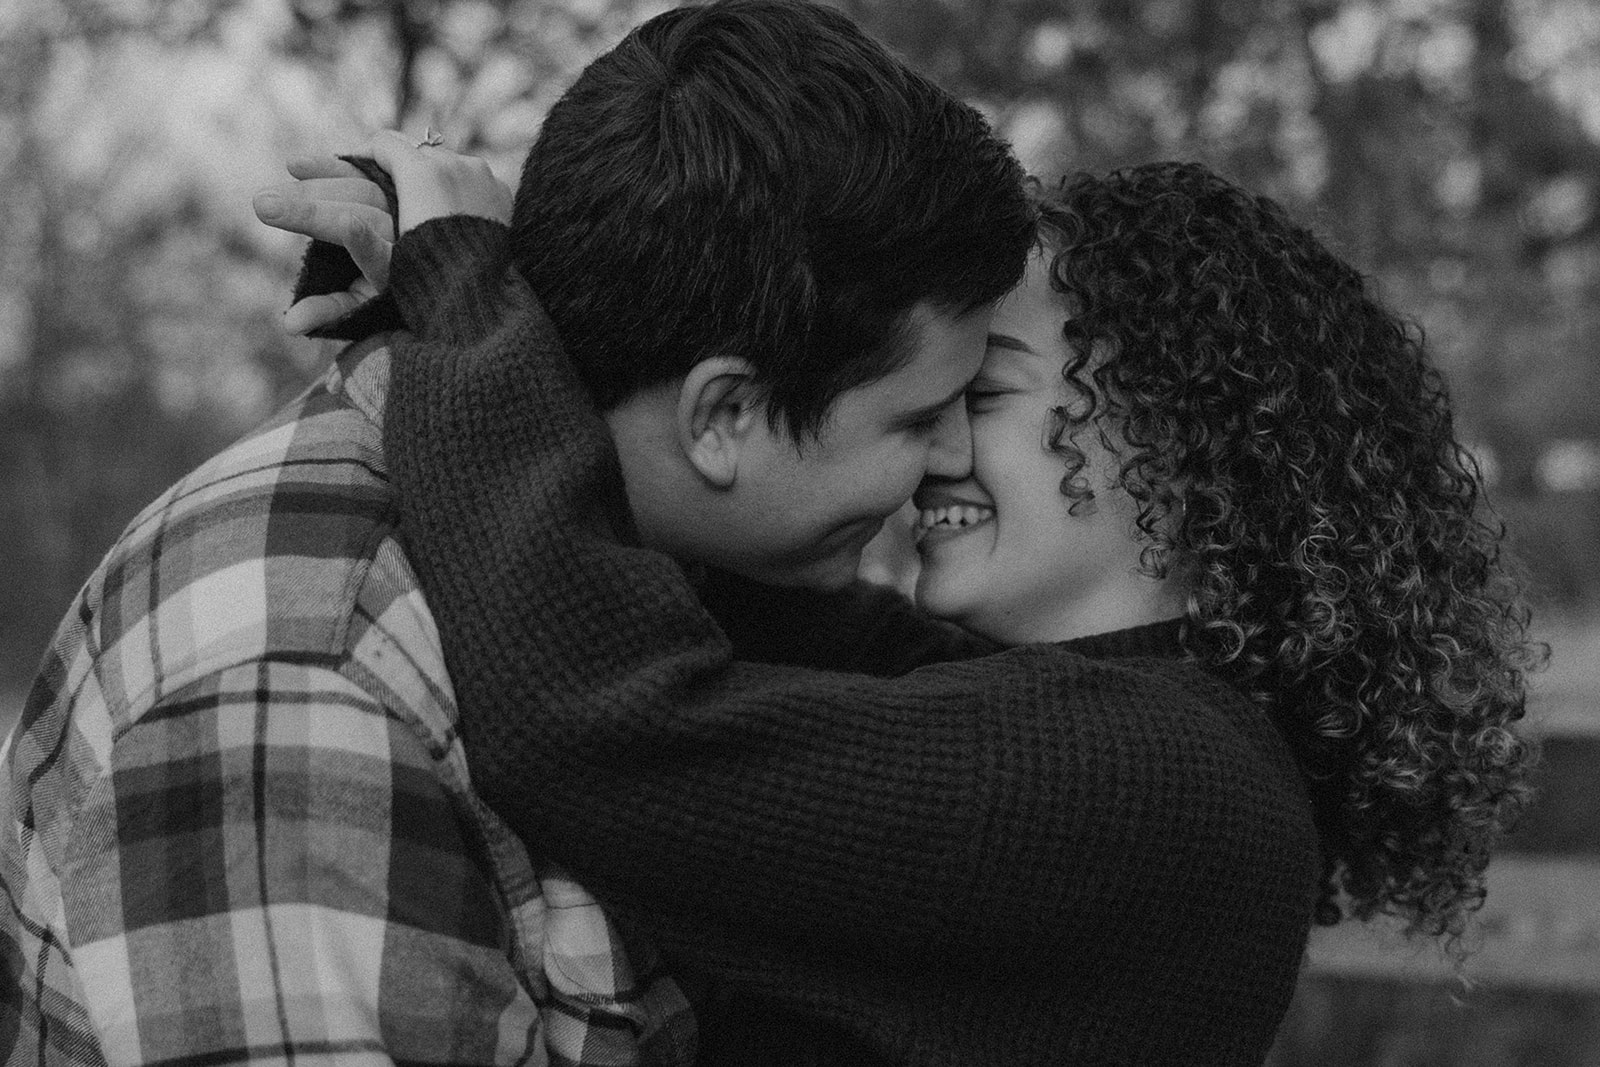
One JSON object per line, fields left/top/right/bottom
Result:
{"left": 382, "top": 218, "right": 1291, "bottom": 973}
{"left": 697, "top": 569, "right": 997, "bottom": 672}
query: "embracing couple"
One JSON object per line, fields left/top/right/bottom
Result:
{"left": 2, "top": 2, "right": 1539, "bottom": 1065}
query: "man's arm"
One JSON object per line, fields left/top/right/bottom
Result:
{"left": 60, "top": 661, "right": 541, "bottom": 1066}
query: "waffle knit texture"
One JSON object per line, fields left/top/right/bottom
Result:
{"left": 382, "top": 215, "right": 1324, "bottom": 1067}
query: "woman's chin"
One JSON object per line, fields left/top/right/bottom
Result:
{"left": 914, "top": 564, "right": 980, "bottom": 628}
{"left": 917, "top": 567, "right": 1035, "bottom": 646}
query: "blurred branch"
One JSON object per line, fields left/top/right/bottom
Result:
{"left": 392, "top": 0, "right": 431, "bottom": 124}
{"left": 45, "top": 0, "right": 246, "bottom": 43}
{"left": 2, "top": 0, "right": 1599, "bottom": 664}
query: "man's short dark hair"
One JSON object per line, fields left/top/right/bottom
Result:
{"left": 511, "top": 0, "right": 1036, "bottom": 439}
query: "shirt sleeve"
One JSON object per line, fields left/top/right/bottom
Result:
{"left": 58, "top": 659, "right": 540, "bottom": 1066}
{"left": 697, "top": 568, "right": 997, "bottom": 673}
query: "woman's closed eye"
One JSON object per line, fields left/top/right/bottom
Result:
{"left": 964, "top": 385, "right": 1013, "bottom": 414}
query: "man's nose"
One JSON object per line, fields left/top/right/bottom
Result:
{"left": 926, "top": 403, "right": 973, "bottom": 481}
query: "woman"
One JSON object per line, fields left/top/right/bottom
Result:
{"left": 699, "top": 159, "right": 1539, "bottom": 961}
{"left": 270, "top": 147, "right": 1539, "bottom": 1065}
{"left": 914, "top": 161, "right": 1541, "bottom": 942}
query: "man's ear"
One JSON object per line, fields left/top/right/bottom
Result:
{"left": 676, "top": 357, "right": 763, "bottom": 489}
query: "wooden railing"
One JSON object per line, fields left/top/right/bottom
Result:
{"left": 1306, "top": 853, "right": 1600, "bottom": 991}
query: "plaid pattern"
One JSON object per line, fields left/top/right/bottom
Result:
{"left": 0, "top": 338, "right": 694, "bottom": 1067}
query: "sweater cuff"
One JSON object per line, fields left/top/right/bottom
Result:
{"left": 388, "top": 215, "right": 513, "bottom": 344}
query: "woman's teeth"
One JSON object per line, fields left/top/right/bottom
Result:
{"left": 915, "top": 505, "right": 995, "bottom": 542}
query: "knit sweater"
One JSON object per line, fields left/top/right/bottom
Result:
{"left": 382, "top": 216, "right": 1322, "bottom": 1066}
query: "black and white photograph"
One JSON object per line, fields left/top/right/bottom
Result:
{"left": 1, "top": 1, "right": 1597, "bottom": 1063}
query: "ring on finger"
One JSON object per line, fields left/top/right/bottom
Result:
{"left": 415, "top": 126, "right": 445, "bottom": 150}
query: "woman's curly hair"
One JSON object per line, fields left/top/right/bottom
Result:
{"left": 1036, "top": 161, "right": 1544, "bottom": 945}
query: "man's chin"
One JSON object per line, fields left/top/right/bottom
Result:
{"left": 800, "top": 565, "right": 860, "bottom": 592}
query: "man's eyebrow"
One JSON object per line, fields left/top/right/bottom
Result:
{"left": 986, "top": 332, "right": 1038, "bottom": 355}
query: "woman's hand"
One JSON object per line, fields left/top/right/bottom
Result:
{"left": 365, "top": 129, "right": 513, "bottom": 235}
{"left": 255, "top": 131, "right": 512, "bottom": 335}
{"left": 255, "top": 154, "right": 393, "bottom": 334}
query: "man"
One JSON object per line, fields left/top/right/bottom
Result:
{"left": 0, "top": 2, "right": 1032, "bottom": 1064}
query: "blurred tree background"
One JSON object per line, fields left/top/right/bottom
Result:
{"left": 2, "top": 0, "right": 1598, "bottom": 1062}
{"left": 2, "top": 0, "right": 1597, "bottom": 686}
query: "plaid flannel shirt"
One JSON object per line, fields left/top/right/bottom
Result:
{"left": 0, "top": 337, "right": 695, "bottom": 1067}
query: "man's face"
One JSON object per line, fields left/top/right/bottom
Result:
{"left": 712, "top": 301, "right": 992, "bottom": 589}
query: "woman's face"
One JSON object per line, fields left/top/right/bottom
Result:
{"left": 911, "top": 250, "right": 1185, "bottom": 645}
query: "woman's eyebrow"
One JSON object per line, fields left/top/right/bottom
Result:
{"left": 986, "top": 332, "right": 1037, "bottom": 355}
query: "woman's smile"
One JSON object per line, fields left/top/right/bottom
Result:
{"left": 913, "top": 503, "right": 996, "bottom": 546}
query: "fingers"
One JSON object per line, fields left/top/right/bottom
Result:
{"left": 262, "top": 130, "right": 509, "bottom": 333}
{"left": 274, "top": 217, "right": 390, "bottom": 337}
{"left": 283, "top": 287, "right": 376, "bottom": 336}
{"left": 262, "top": 177, "right": 391, "bottom": 224}
{"left": 292, "top": 176, "right": 391, "bottom": 213}
{"left": 265, "top": 150, "right": 401, "bottom": 336}
{"left": 347, "top": 216, "right": 393, "bottom": 291}
{"left": 285, "top": 155, "right": 368, "bottom": 181}
{"left": 254, "top": 183, "right": 395, "bottom": 245}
